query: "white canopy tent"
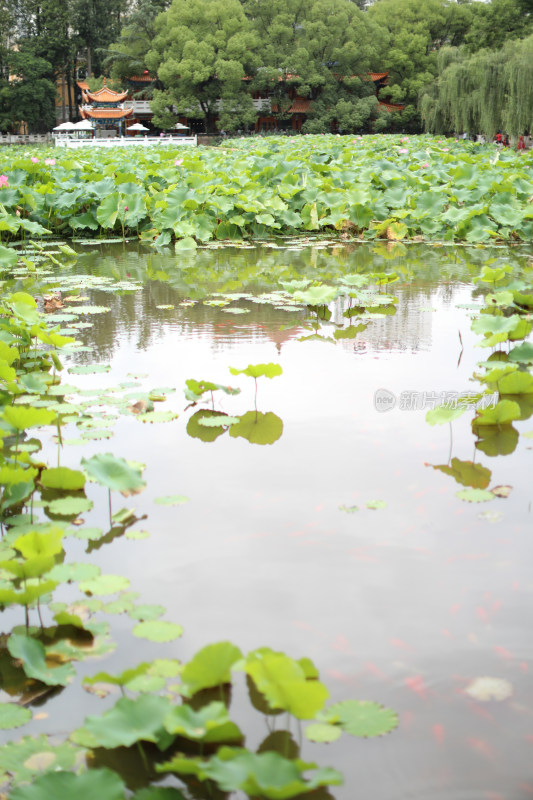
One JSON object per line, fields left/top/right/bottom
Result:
{"left": 53, "top": 121, "right": 77, "bottom": 131}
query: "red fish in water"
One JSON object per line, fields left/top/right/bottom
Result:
{"left": 432, "top": 723, "right": 445, "bottom": 744}
{"left": 405, "top": 675, "right": 428, "bottom": 698}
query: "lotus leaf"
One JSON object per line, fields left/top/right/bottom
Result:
{"left": 319, "top": 699, "right": 398, "bottom": 737}
{"left": 229, "top": 411, "right": 283, "bottom": 445}
{"left": 79, "top": 574, "right": 130, "bottom": 596}
{"left": 425, "top": 405, "right": 466, "bottom": 425}
{"left": 472, "top": 400, "right": 521, "bottom": 427}
{"left": 9, "top": 767, "right": 126, "bottom": 800}
{"left": 82, "top": 453, "right": 146, "bottom": 495}
{"left": 157, "top": 747, "right": 343, "bottom": 798}
{"left": 7, "top": 634, "right": 75, "bottom": 686}
{"left": 163, "top": 701, "right": 243, "bottom": 743}
{"left": 180, "top": 641, "right": 243, "bottom": 697}
{"left": 133, "top": 621, "right": 183, "bottom": 642}
{"left": 244, "top": 652, "right": 329, "bottom": 719}
{"left": 0, "top": 703, "right": 32, "bottom": 730}
{"left": 76, "top": 694, "right": 173, "bottom": 750}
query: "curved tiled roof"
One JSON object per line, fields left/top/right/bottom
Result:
{"left": 85, "top": 87, "right": 129, "bottom": 103}
{"left": 288, "top": 97, "right": 311, "bottom": 114}
{"left": 378, "top": 101, "right": 404, "bottom": 112}
{"left": 81, "top": 107, "right": 133, "bottom": 120}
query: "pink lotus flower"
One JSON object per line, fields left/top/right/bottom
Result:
{"left": 421, "top": 162, "right": 429, "bottom": 168}
{"left": 0, "top": 175, "right": 8, "bottom": 187}
{"left": 398, "top": 148, "right": 408, "bottom": 154}
{"left": 31, "top": 157, "right": 39, "bottom": 164}
{"left": 124, "top": 206, "right": 129, "bottom": 212}
{"left": 442, "top": 147, "right": 449, "bottom": 152}
{"left": 44, "top": 158, "right": 55, "bottom": 166}
{"left": 401, "top": 137, "right": 409, "bottom": 142}
{"left": 174, "top": 159, "right": 183, "bottom": 166}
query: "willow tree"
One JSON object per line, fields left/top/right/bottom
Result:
{"left": 420, "top": 35, "right": 533, "bottom": 137}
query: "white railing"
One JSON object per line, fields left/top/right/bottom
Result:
{"left": 124, "top": 100, "right": 152, "bottom": 115}
{"left": 55, "top": 135, "right": 197, "bottom": 149}
{"left": 0, "top": 134, "right": 52, "bottom": 144}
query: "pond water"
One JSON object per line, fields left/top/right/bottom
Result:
{"left": 5, "top": 239, "right": 533, "bottom": 800}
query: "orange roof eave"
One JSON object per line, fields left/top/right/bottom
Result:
{"left": 83, "top": 107, "right": 133, "bottom": 119}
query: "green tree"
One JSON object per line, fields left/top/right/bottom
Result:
{"left": 244, "top": 0, "right": 386, "bottom": 133}
{"left": 105, "top": 0, "right": 170, "bottom": 84}
{"left": 368, "top": 0, "right": 472, "bottom": 130}
{"left": 0, "top": 48, "right": 56, "bottom": 132}
{"left": 420, "top": 35, "right": 533, "bottom": 138}
{"left": 146, "top": 0, "right": 260, "bottom": 132}
{"left": 464, "top": 0, "right": 532, "bottom": 52}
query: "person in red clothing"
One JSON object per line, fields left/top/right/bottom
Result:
{"left": 518, "top": 135, "right": 525, "bottom": 151}
{"left": 495, "top": 132, "right": 502, "bottom": 144}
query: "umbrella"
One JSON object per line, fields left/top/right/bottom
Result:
{"left": 53, "top": 121, "right": 77, "bottom": 131}
{"left": 128, "top": 122, "right": 149, "bottom": 131}
{"left": 175, "top": 122, "right": 189, "bottom": 130}
{"left": 73, "top": 119, "right": 93, "bottom": 130}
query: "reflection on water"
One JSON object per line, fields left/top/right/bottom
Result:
{"left": 20, "top": 240, "right": 533, "bottom": 800}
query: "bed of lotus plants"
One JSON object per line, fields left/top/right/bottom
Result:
{"left": 0, "top": 134, "right": 532, "bottom": 258}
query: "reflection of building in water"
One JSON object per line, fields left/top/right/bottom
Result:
{"left": 333, "top": 285, "right": 444, "bottom": 354}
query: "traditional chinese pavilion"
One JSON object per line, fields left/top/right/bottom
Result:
{"left": 79, "top": 79, "right": 133, "bottom": 135}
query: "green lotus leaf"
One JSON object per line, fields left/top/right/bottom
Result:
{"left": 175, "top": 237, "right": 198, "bottom": 251}
{"left": 229, "top": 411, "right": 283, "bottom": 445}
{"left": 366, "top": 499, "right": 386, "bottom": 510}
{"left": 472, "top": 399, "right": 521, "bottom": 427}
{"left": 320, "top": 699, "right": 399, "bottom": 737}
{"left": 79, "top": 574, "right": 130, "bottom": 596}
{"left": 157, "top": 747, "right": 343, "bottom": 798}
{"left": 198, "top": 415, "right": 240, "bottom": 427}
{"left": 0, "top": 580, "right": 57, "bottom": 607}
{"left": 47, "top": 562, "right": 100, "bottom": 583}
{"left": 229, "top": 363, "right": 283, "bottom": 380}
{"left": 2, "top": 406, "right": 56, "bottom": 431}
{"left": 293, "top": 285, "right": 338, "bottom": 305}
{"left": 129, "top": 604, "right": 165, "bottom": 621}
{"left": 82, "top": 453, "right": 146, "bottom": 495}
{"left": 244, "top": 652, "right": 329, "bottom": 719}
{"left": 186, "top": 410, "right": 229, "bottom": 442}
{"left": 7, "top": 634, "right": 75, "bottom": 686}
{"left": 508, "top": 342, "right": 533, "bottom": 363}
{"left": 0, "top": 703, "right": 32, "bottom": 730}
{"left": 456, "top": 489, "right": 495, "bottom": 502}
{"left": 40, "top": 467, "right": 86, "bottom": 491}
{"left": 0, "top": 735, "right": 82, "bottom": 787}
{"left": 84, "top": 663, "right": 151, "bottom": 688}
{"left": 304, "top": 722, "right": 342, "bottom": 743}
{"left": 14, "top": 528, "right": 64, "bottom": 559}
{"left": 163, "top": 701, "right": 243, "bottom": 743}
{"left": 180, "top": 641, "right": 243, "bottom": 697}
{"left": 0, "top": 465, "right": 38, "bottom": 485}
{"left": 133, "top": 620, "right": 183, "bottom": 642}
{"left": 498, "top": 371, "right": 533, "bottom": 395}
{"left": 429, "top": 458, "right": 491, "bottom": 489}
{"left": 77, "top": 694, "right": 173, "bottom": 750}
{"left": 45, "top": 496, "right": 93, "bottom": 517}
{"left": 154, "top": 495, "right": 189, "bottom": 506}
{"left": 68, "top": 364, "right": 111, "bottom": 374}
{"left": 9, "top": 767, "right": 126, "bottom": 800}
{"left": 133, "top": 788, "right": 186, "bottom": 800}
{"left": 137, "top": 411, "right": 179, "bottom": 423}
{"left": 426, "top": 405, "right": 466, "bottom": 425}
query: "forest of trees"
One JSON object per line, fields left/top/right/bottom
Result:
{"left": 0, "top": 0, "right": 532, "bottom": 135}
